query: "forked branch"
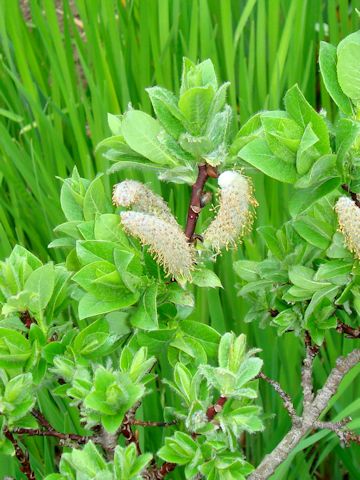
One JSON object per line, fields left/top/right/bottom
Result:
{"left": 248, "top": 348, "right": 360, "bottom": 480}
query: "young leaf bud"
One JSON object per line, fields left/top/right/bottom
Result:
{"left": 203, "top": 171, "right": 256, "bottom": 251}
{"left": 112, "top": 180, "right": 178, "bottom": 227}
{"left": 335, "top": 196, "right": 360, "bottom": 258}
{"left": 120, "top": 211, "right": 194, "bottom": 281}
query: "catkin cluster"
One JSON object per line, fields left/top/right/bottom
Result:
{"left": 113, "top": 181, "right": 194, "bottom": 281}
{"left": 335, "top": 196, "right": 360, "bottom": 259}
{"left": 112, "top": 180, "right": 178, "bottom": 227}
{"left": 203, "top": 171, "right": 256, "bottom": 251}
{"left": 120, "top": 211, "right": 194, "bottom": 281}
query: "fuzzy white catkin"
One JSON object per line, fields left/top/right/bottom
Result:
{"left": 120, "top": 211, "right": 194, "bottom": 281}
{"left": 112, "top": 180, "right": 178, "bottom": 227}
{"left": 203, "top": 171, "right": 255, "bottom": 251}
{"left": 335, "top": 196, "right": 360, "bottom": 259}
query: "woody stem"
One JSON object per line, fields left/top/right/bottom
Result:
{"left": 184, "top": 163, "right": 217, "bottom": 242}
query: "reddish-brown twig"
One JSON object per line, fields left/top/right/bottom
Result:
{"left": 4, "top": 430, "right": 35, "bottom": 480}
{"left": 184, "top": 163, "right": 218, "bottom": 242}
{"left": 336, "top": 319, "right": 360, "bottom": 339}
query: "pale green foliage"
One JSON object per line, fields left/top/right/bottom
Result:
{"left": 158, "top": 333, "right": 262, "bottom": 478}
{"left": 45, "top": 442, "right": 152, "bottom": 480}
{"left": 99, "top": 58, "right": 235, "bottom": 185}
{"left": 51, "top": 346, "right": 156, "bottom": 433}
{"left": 233, "top": 30, "right": 360, "bottom": 346}
{"left": 0, "top": 373, "right": 35, "bottom": 427}
{"left": 337, "top": 31, "right": 360, "bottom": 106}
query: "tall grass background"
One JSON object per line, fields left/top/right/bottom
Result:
{"left": 0, "top": 0, "right": 359, "bottom": 478}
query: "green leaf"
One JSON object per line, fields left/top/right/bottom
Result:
{"left": 257, "top": 226, "right": 284, "bottom": 259}
{"left": 284, "top": 85, "right": 330, "bottom": 154}
{"left": 180, "top": 58, "right": 217, "bottom": 94}
{"left": 0, "top": 328, "right": 31, "bottom": 367}
{"left": 173, "top": 363, "right": 192, "bottom": 403}
{"left": 314, "top": 260, "right": 353, "bottom": 281}
{"left": 131, "top": 284, "right": 158, "bottom": 330}
{"left": 319, "top": 41, "right": 353, "bottom": 115}
{"left": 59, "top": 169, "right": 88, "bottom": 221}
{"left": 73, "top": 261, "right": 117, "bottom": 291}
{"left": 289, "top": 178, "right": 341, "bottom": 217}
{"left": 180, "top": 320, "right": 220, "bottom": 357}
{"left": 236, "top": 357, "right": 263, "bottom": 388}
{"left": 337, "top": 31, "right": 360, "bottom": 103}
{"left": 207, "top": 82, "right": 230, "bottom": 120}
{"left": 76, "top": 240, "right": 123, "bottom": 265}
{"left": 73, "top": 318, "right": 112, "bottom": 358}
{"left": 169, "top": 336, "right": 207, "bottom": 366}
{"left": 136, "top": 329, "right": 176, "bottom": 355}
{"left": 261, "top": 112, "right": 302, "bottom": 162}
{"left": 191, "top": 268, "right": 222, "bottom": 288}
{"left": 8, "top": 245, "right": 42, "bottom": 271}
{"left": 122, "top": 110, "right": 177, "bottom": 165}
{"left": 289, "top": 266, "right": 331, "bottom": 292}
{"left": 146, "top": 86, "right": 186, "bottom": 139}
{"left": 295, "top": 155, "right": 337, "bottom": 189}
{"left": 107, "top": 113, "right": 123, "bottom": 135}
{"left": 233, "top": 260, "right": 259, "bottom": 282}
{"left": 83, "top": 175, "right": 108, "bottom": 221}
{"left": 78, "top": 291, "right": 139, "bottom": 319}
{"left": 296, "top": 124, "right": 320, "bottom": 175}
{"left": 179, "top": 133, "right": 212, "bottom": 158}
{"left": 166, "top": 284, "right": 195, "bottom": 307}
{"left": 48, "top": 238, "right": 75, "bottom": 249}
{"left": 293, "top": 217, "right": 332, "bottom": 250}
{"left": 336, "top": 118, "right": 360, "bottom": 173}
{"left": 24, "top": 263, "right": 55, "bottom": 313}
{"left": 239, "top": 138, "right": 298, "bottom": 183}
{"left": 94, "top": 214, "right": 129, "bottom": 245}
{"left": 230, "top": 113, "right": 262, "bottom": 154}
{"left": 158, "top": 431, "right": 198, "bottom": 465}
{"left": 304, "top": 285, "right": 339, "bottom": 323}
{"left": 272, "top": 309, "right": 299, "bottom": 335}
{"left": 107, "top": 159, "right": 163, "bottom": 175}
{"left": 178, "top": 86, "right": 214, "bottom": 135}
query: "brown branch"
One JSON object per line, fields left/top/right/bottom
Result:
{"left": 313, "top": 418, "right": 360, "bottom": 446}
{"left": 152, "top": 462, "right": 177, "bottom": 479}
{"left": 12, "top": 428, "right": 92, "bottom": 445}
{"left": 206, "top": 395, "right": 227, "bottom": 421}
{"left": 341, "top": 184, "right": 360, "bottom": 208}
{"left": 132, "top": 420, "right": 177, "bottom": 427}
{"left": 336, "top": 319, "right": 360, "bottom": 339}
{"left": 256, "top": 372, "right": 299, "bottom": 423}
{"left": 120, "top": 402, "right": 141, "bottom": 455}
{"left": 4, "top": 430, "right": 35, "bottom": 480}
{"left": 184, "top": 163, "right": 218, "bottom": 242}
{"left": 31, "top": 409, "right": 55, "bottom": 431}
{"left": 302, "top": 332, "right": 319, "bottom": 412}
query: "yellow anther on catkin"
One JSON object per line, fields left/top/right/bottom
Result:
{"left": 112, "top": 180, "right": 178, "bottom": 227}
{"left": 120, "top": 211, "right": 194, "bottom": 281}
{"left": 335, "top": 196, "right": 360, "bottom": 259}
{"left": 203, "top": 171, "right": 256, "bottom": 251}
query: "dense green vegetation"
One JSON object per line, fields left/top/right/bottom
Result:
{"left": 0, "top": 1, "right": 359, "bottom": 479}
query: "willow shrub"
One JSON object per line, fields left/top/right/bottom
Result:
{"left": 0, "top": 31, "right": 359, "bottom": 480}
